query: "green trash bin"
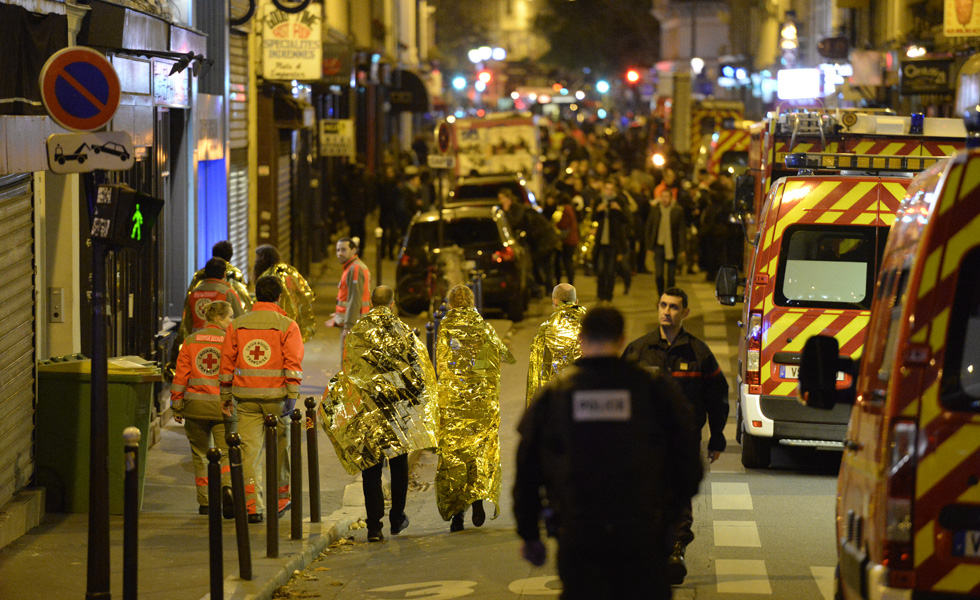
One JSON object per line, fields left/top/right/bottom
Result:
{"left": 36, "top": 355, "right": 162, "bottom": 514}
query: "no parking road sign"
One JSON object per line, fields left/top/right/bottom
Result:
{"left": 39, "top": 47, "right": 121, "bottom": 132}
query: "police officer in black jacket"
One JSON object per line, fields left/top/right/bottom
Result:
{"left": 623, "top": 286, "right": 730, "bottom": 585}
{"left": 514, "top": 306, "right": 703, "bottom": 600}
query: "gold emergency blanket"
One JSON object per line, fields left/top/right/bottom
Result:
{"left": 261, "top": 263, "right": 317, "bottom": 342}
{"left": 435, "top": 307, "right": 515, "bottom": 520}
{"left": 319, "top": 306, "right": 438, "bottom": 475}
{"left": 526, "top": 303, "right": 586, "bottom": 406}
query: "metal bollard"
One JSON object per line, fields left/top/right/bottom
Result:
{"left": 206, "top": 447, "right": 223, "bottom": 600}
{"left": 426, "top": 321, "right": 436, "bottom": 365}
{"left": 290, "top": 408, "right": 303, "bottom": 540}
{"left": 304, "top": 397, "right": 321, "bottom": 522}
{"left": 123, "top": 427, "right": 140, "bottom": 600}
{"left": 227, "top": 433, "right": 252, "bottom": 580}
{"left": 264, "top": 414, "right": 279, "bottom": 558}
{"left": 475, "top": 270, "right": 484, "bottom": 313}
{"left": 375, "top": 226, "right": 384, "bottom": 286}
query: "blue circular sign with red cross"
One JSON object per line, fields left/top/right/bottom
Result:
{"left": 39, "top": 47, "right": 121, "bottom": 132}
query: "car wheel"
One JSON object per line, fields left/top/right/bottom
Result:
{"left": 121, "top": 153, "right": 129, "bottom": 161}
{"left": 77, "top": 155, "right": 86, "bottom": 164}
{"left": 57, "top": 157, "right": 65, "bottom": 165}
{"left": 93, "top": 147, "right": 101, "bottom": 154}
{"left": 741, "top": 433, "right": 771, "bottom": 469}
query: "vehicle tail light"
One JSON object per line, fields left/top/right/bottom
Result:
{"left": 493, "top": 246, "right": 515, "bottom": 263}
{"left": 883, "top": 419, "right": 917, "bottom": 582}
{"left": 745, "top": 312, "right": 762, "bottom": 386}
{"left": 399, "top": 253, "right": 413, "bottom": 267}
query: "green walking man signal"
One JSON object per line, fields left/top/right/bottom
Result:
{"left": 91, "top": 184, "right": 163, "bottom": 248}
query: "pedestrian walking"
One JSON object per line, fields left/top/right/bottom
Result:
{"left": 646, "top": 187, "right": 685, "bottom": 298}
{"left": 622, "top": 287, "right": 729, "bottom": 584}
{"left": 184, "top": 240, "right": 252, "bottom": 312}
{"left": 326, "top": 237, "right": 371, "bottom": 350}
{"left": 554, "top": 194, "right": 580, "bottom": 284}
{"left": 525, "top": 283, "right": 585, "bottom": 407}
{"left": 168, "top": 258, "right": 247, "bottom": 379}
{"left": 435, "top": 284, "right": 516, "bottom": 532}
{"left": 253, "top": 244, "right": 317, "bottom": 342}
{"left": 219, "top": 275, "right": 304, "bottom": 523}
{"left": 319, "top": 286, "right": 439, "bottom": 542}
{"left": 514, "top": 306, "right": 703, "bottom": 599}
{"left": 170, "top": 300, "right": 236, "bottom": 517}
{"left": 592, "top": 180, "right": 631, "bottom": 301}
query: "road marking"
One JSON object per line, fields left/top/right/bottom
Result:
{"left": 711, "top": 482, "right": 753, "bottom": 510}
{"left": 716, "top": 559, "right": 772, "bottom": 594}
{"left": 811, "top": 566, "right": 836, "bottom": 600}
{"left": 714, "top": 520, "right": 762, "bottom": 547}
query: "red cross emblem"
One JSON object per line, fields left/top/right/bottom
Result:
{"left": 243, "top": 339, "right": 272, "bottom": 367}
{"left": 195, "top": 347, "right": 221, "bottom": 376}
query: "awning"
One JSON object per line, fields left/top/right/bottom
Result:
{"left": 0, "top": 4, "right": 68, "bottom": 116}
{"left": 388, "top": 69, "right": 429, "bottom": 113}
{"left": 273, "top": 93, "right": 315, "bottom": 129}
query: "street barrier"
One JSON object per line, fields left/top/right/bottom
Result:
{"left": 304, "top": 397, "right": 320, "bottom": 522}
{"left": 290, "top": 408, "right": 303, "bottom": 540}
{"left": 123, "top": 427, "right": 140, "bottom": 600}
{"left": 206, "top": 447, "right": 223, "bottom": 600}
{"left": 264, "top": 414, "right": 279, "bottom": 558}
{"left": 227, "top": 433, "right": 252, "bottom": 580}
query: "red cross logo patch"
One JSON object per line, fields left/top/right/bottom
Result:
{"left": 194, "top": 298, "right": 211, "bottom": 320}
{"left": 195, "top": 347, "right": 221, "bottom": 376}
{"left": 243, "top": 339, "right": 272, "bottom": 367}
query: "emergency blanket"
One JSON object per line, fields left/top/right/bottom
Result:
{"left": 525, "top": 303, "right": 586, "bottom": 406}
{"left": 435, "top": 307, "right": 515, "bottom": 520}
{"left": 319, "top": 306, "right": 438, "bottom": 475}
{"left": 260, "top": 263, "right": 317, "bottom": 342}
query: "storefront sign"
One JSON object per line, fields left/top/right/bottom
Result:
{"left": 900, "top": 58, "right": 955, "bottom": 95}
{"left": 322, "top": 43, "right": 353, "bottom": 86}
{"left": 152, "top": 59, "right": 190, "bottom": 108}
{"left": 318, "top": 119, "right": 354, "bottom": 158}
{"left": 261, "top": 1, "right": 322, "bottom": 81}
{"left": 196, "top": 94, "right": 224, "bottom": 161}
{"left": 945, "top": 0, "right": 980, "bottom": 36}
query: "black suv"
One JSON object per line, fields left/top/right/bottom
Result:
{"left": 395, "top": 205, "right": 531, "bottom": 321}
{"left": 449, "top": 173, "right": 537, "bottom": 207}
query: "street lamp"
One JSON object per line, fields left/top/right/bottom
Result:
{"left": 596, "top": 80, "right": 610, "bottom": 94}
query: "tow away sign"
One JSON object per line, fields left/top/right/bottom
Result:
{"left": 46, "top": 131, "right": 135, "bottom": 174}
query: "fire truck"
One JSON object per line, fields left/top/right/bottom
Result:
{"left": 717, "top": 112, "right": 966, "bottom": 468}
{"left": 798, "top": 115, "right": 980, "bottom": 599}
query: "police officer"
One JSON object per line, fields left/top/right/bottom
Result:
{"left": 171, "top": 300, "right": 235, "bottom": 517}
{"left": 622, "top": 287, "right": 730, "bottom": 584}
{"left": 514, "top": 307, "right": 703, "bottom": 599}
{"left": 219, "top": 275, "right": 304, "bottom": 523}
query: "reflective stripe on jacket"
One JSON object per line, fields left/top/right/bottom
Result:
{"left": 171, "top": 324, "right": 227, "bottom": 420}
{"left": 219, "top": 302, "right": 304, "bottom": 401}
{"left": 336, "top": 257, "right": 370, "bottom": 329}
{"left": 182, "top": 279, "right": 245, "bottom": 336}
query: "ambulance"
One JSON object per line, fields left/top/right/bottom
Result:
{"left": 799, "top": 122, "right": 980, "bottom": 599}
{"left": 717, "top": 113, "right": 966, "bottom": 469}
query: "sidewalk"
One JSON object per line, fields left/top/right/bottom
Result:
{"left": 0, "top": 251, "right": 511, "bottom": 600}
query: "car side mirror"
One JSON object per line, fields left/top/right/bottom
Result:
{"left": 734, "top": 174, "right": 754, "bottom": 214}
{"left": 799, "top": 335, "right": 857, "bottom": 409}
{"left": 715, "top": 265, "right": 743, "bottom": 305}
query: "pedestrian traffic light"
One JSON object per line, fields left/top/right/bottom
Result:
{"left": 90, "top": 183, "right": 165, "bottom": 249}
{"left": 625, "top": 69, "right": 640, "bottom": 84}
{"left": 817, "top": 36, "right": 849, "bottom": 60}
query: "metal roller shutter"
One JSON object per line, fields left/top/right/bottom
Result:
{"left": 228, "top": 31, "right": 250, "bottom": 277}
{"left": 277, "top": 145, "right": 291, "bottom": 264}
{"left": 229, "top": 31, "right": 248, "bottom": 151}
{"left": 0, "top": 174, "right": 35, "bottom": 508}
{"left": 228, "top": 149, "right": 249, "bottom": 276}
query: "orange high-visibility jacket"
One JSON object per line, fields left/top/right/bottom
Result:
{"left": 336, "top": 257, "right": 370, "bottom": 329}
{"left": 181, "top": 278, "right": 245, "bottom": 337}
{"left": 171, "top": 324, "right": 226, "bottom": 420}
{"left": 218, "top": 302, "right": 304, "bottom": 402}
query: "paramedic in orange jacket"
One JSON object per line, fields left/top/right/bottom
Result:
{"left": 327, "top": 237, "right": 371, "bottom": 349}
{"left": 171, "top": 300, "right": 236, "bottom": 516}
{"left": 219, "top": 275, "right": 304, "bottom": 523}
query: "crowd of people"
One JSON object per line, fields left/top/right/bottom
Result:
{"left": 166, "top": 119, "right": 741, "bottom": 598}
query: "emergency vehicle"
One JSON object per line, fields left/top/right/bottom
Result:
{"left": 717, "top": 113, "right": 966, "bottom": 469}
{"left": 799, "top": 121, "right": 980, "bottom": 599}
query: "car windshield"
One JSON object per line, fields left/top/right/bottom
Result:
{"left": 775, "top": 224, "right": 886, "bottom": 309}
{"left": 406, "top": 218, "right": 501, "bottom": 248}
{"left": 456, "top": 181, "right": 521, "bottom": 200}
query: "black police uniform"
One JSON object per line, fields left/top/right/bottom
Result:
{"left": 623, "top": 326, "right": 729, "bottom": 547}
{"left": 514, "top": 356, "right": 703, "bottom": 600}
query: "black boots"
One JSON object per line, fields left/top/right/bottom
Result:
{"left": 472, "top": 501, "right": 486, "bottom": 527}
{"left": 450, "top": 512, "right": 464, "bottom": 532}
{"left": 390, "top": 513, "right": 410, "bottom": 535}
{"left": 668, "top": 541, "right": 687, "bottom": 585}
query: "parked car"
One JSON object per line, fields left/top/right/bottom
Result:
{"left": 395, "top": 205, "right": 532, "bottom": 321}
{"left": 448, "top": 173, "right": 536, "bottom": 207}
